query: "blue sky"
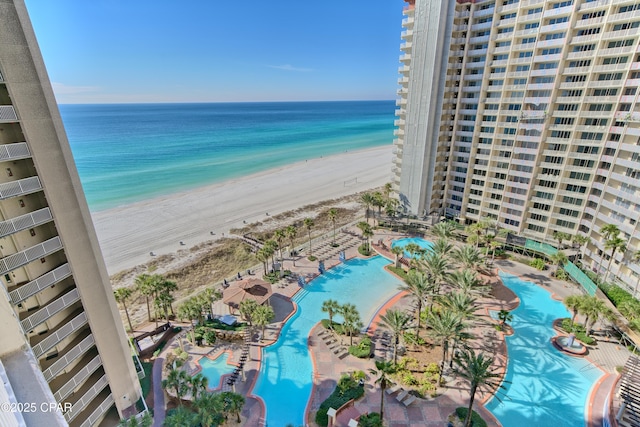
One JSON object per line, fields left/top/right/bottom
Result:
{"left": 25, "top": 0, "right": 406, "bottom": 104}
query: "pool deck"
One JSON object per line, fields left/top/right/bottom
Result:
{"left": 149, "top": 225, "right": 633, "bottom": 427}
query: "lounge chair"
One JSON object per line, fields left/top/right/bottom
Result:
{"left": 402, "top": 395, "right": 417, "bottom": 406}
{"left": 386, "top": 384, "right": 401, "bottom": 395}
{"left": 396, "top": 389, "right": 409, "bottom": 402}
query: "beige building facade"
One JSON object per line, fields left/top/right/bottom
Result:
{"left": 394, "top": 0, "right": 640, "bottom": 297}
{"left": 0, "top": 0, "right": 142, "bottom": 425}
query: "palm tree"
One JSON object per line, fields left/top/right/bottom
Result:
{"left": 369, "top": 360, "right": 396, "bottom": 421}
{"left": 361, "top": 192, "right": 375, "bottom": 224}
{"left": 155, "top": 290, "right": 174, "bottom": 323}
{"left": 383, "top": 182, "right": 393, "bottom": 200}
{"left": 421, "top": 252, "right": 450, "bottom": 297}
{"left": 256, "top": 247, "right": 269, "bottom": 275}
{"left": 432, "top": 238, "right": 454, "bottom": 258}
{"left": 580, "top": 296, "right": 613, "bottom": 332}
{"left": 274, "top": 228, "right": 287, "bottom": 275}
{"left": 550, "top": 250, "right": 568, "bottom": 277}
{"left": 497, "top": 309, "right": 513, "bottom": 327}
{"left": 193, "top": 393, "right": 225, "bottom": 427}
{"left": 379, "top": 309, "right": 412, "bottom": 364}
{"left": 201, "top": 288, "right": 222, "bottom": 319}
{"left": 432, "top": 220, "right": 457, "bottom": 240}
{"left": 632, "top": 249, "right": 640, "bottom": 298}
{"left": 163, "top": 406, "right": 198, "bottom": 427}
{"left": 189, "top": 373, "right": 209, "bottom": 400}
{"left": 253, "top": 304, "right": 275, "bottom": 341}
{"left": 564, "top": 295, "right": 584, "bottom": 324}
{"left": 553, "top": 231, "right": 571, "bottom": 249}
{"left": 357, "top": 221, "right": 373, "bottom": 252}
{"left": 304, "top": 217, "right": 315, "bottom": 258}
{"left": 162, "top": 368, "right": 191, "bottom": 405}
{"left": 178, "top": 298, "right": 205, "bottom": 343}
{"left": 449, "top": 269, "right": 488, "bottom": 297}
{"left": 340, "top": 303, "right": 363, "bottom": 346}
{"left": 597, "top": 224, "right": 621, "bottom": 273}
{"left": 219, "top": 391, "right": 245, "bottom": 423}
{"left": 451, "top": 245, "right": 483, "bottom": 272}
{"left": 399, "top": 270, "right": 431, "bottom": 339}
{"left": 114, "top": 287, "right": 135, "bottom": 333}
{"left": 285, "top": 224, "right": 298, "bottom": 265}
{"left": 327, "top": 208, "right": 338, "bottom": 246}
{"left": 438, "top": 291, "right": 477, "bottom": 321}
{"left": 238, "top": 299, "right": 258, "bottom": 325}
{"left": 372, "top": 192, "right": 385, "bottom": 226}
{"left": 604, "top": 235, "right": 627, "bottom": 283}
{"left": 391, "top": 245, "right": 404, "bottom": 268}
{"left": 426, "top": 311, "right": 470, "bottom": 375}
{"left": 135, "top": 273, "right": 159, "bottom": 323}
{"left": 465, "top": 223, "right": 484, "bottom": 248}
{"left": 488, "top": 240, "right": 501, "bottom": 262}
{"left": 572, "top": 234, "right": 590, "bottom": 261}
{"left": 321, "top": 299, "right": 341, "bottom": 328}
{"left": 451, "top": 349, "right": 504, "bottom": 427}
{"left": 264, "top": 239, "right": 278, "bottom": 269}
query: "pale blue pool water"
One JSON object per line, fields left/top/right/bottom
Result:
{"left": 252, "top": 256, "right": 402, "bottom": 426}
{"left": 485, "top": 272, "right": 604, "bottom": 427}
{"left": 199, "top": 353, "right": 236, "bottom": 389}
{"left": 391, "top": 237, "right": 434, "bottom": 257}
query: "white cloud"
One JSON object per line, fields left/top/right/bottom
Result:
{"left": 267, "top": 64, "right": 313, "bottom": 72}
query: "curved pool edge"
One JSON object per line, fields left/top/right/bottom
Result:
{"left": 195, "top": 349, "right": 240, "bottom": 391}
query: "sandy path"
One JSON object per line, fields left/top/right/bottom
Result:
{"left": 92, "top": 145, "right": 393, "bottom": 274}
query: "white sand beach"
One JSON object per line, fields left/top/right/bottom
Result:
{"left": 92, "top": 145, "right": 394, "bottom": 274}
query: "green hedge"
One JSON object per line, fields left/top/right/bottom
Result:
{"left": 359, "top": 412, "right": 383, "bottom": 427}
{"left": 387, "top": 266, "right": 408, "bottom": 280}
{"left": 559, "top": 319, "right": 596, "bottom": 345}
{"left": 348, "top": 337, "right": 371, "bottom": 358}
{"left": 315, "top": 376, "right": 364, "bottom": 427}
{"left": 455, "top": 407, "right": 487, "bottom": 427}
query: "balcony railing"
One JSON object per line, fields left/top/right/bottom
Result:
{"left": 0, "top": 236, "right": 63, "bottom": 276}
{"left": 0, "top": 207, "right": 52, "bottom": 239}
{"left": 0, "top": 176, "right": 42, "bottom": 200}
{"left": 21, "top": 288, "right": 80, "bottom": 332}
{"left": 42, "top": 333, "right": 95, "bottom": 382}
{"left": 9, "top": 263, "right": 72, "bottom": 304}
{"left": 0, "top": 142, "right": 30, "bottom": 162}
{"left": 64, "top": 374, "right": 109, "bottom": 422}
{"left": 53, "top": 354, "right": 102, "bottom": 401}
{"left": 0, "top": 105, "right": 17, "bottom": 122}
{"left": 79, "top": 394, "right": 113, "bottom": 427}
{"left": 32, "top": 311, "right": 87, "bottom": 358}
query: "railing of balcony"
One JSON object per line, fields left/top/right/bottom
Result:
{"left": 0, "top": 105, "right": 17, "bottom": 121}
{"left": 21, "top": 288, "right": 80, "bottom": 331}
{"left": 0, "top": 236, "right": 62, "bottom": 276}
{"left": 0, "top": 142, "right": 30, "bottom": 162}
{"left": 64, "top": 374, "right": 109, "bottom": 422}
{"left": 9, "top": 263, "right": 71, "bottom": 304}
{"left": 42, "top": 333, "right": 95, "bottom": 382}
{"left": 53, "top": 354, "right": 102, "bottom": 402}
{"left": 32, "top": 311, "right": 87, "bottom": 358}
{"left": 79, "top": 393, "right": 113, "bottom": 427}
{"left": 0, "top": 176, "right": 42, "bottom": 200}
{"left": 0, "top": 207, "right": 52, "bottom": 238}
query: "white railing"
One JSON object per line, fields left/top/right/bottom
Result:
{"left": 9, "top": 263, "right": 71, "bottom": 304}
{"left": 64, "top": 374, "right": 109, "bottom": 422}
{"left": 79, "top": 393, "right": 113, "bottom": 427}
{"left": 0, "top": 105, "right": 17, "bottom": 121}
{"left": 0, "top": 207, "right": 52, "bottom": 238}
{"left": 42, "top": 333, "right": 95, "bottom": 382}
{"left": 32, "top": 311, "right": 87, "bottom": 358}
{"left": 21, "top": 288, "right": 80, "bottom": 331}
{"left": 0, "top": 236, "right": 62, "bottom": 276}
{"left": 53, "top": 354, "right": 102, "bottom": 402}
{"left": 0, "top": 142, "right": 30, "bottom": 161}
{"left": 0, "top": 176, "right": 41, "bottom": 200}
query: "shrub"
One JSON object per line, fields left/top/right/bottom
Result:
{"left": 387, "top": 266, "right": 408, "bottom": 280}
{"left": 348, "top": 337, "right": 372, "bottom": 359}
{"left": 358, "top": 244, "right": 371, "bottom": 256}
{"left": 455, "top": 407, "right": 488, "bottom": 427}
{"left": 359, "top": 413, "right": 383, "bottom": 427}
{"left": 554, "top": 269, "right": 568, "bottom": 281}
{"left": 315, "top": 375, "right": 365, "bottom": 426}
{"left": 529, "top": 258, "right": 546, "bottom": 270}
{"left": 308, "top": 255, "right": 317, "bottom": 262}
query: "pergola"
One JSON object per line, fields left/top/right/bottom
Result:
{"left": 222, "top": 278, "right": 272, "bottom": 312}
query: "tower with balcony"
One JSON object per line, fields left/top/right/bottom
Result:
{"left": 0, "top": 1, "right": 143, "bottom": 425}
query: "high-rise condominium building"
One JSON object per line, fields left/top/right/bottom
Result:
{"left": 394, "top": 0, "right": 640, "bottom": 297}
{"left": 0, "top": 1, "right": 143, "bottom": 426}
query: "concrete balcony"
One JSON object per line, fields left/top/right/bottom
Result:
{"left": 31, "top": 310, "right": 88, "bottom": 358}
{"left": 0, "top": 142, "right": 30, "bottom": 162}
{"left": 0, "top": 236, "right": 63, "bottom": 276}
{"left": 20, "top": 288, "right": 81, "bottom": 332}
{"left": 9, "top": 263, "right": 72, "bottom": 304}
{"left": 64, "top": 373, "right": 109, "bottom": 423}
{"left": 52, "top": 352, "right": 102, "bottom": 402}
{"left": 76, "top": 393, "right": 113, "bottom": 427}
{"left": 41, "top": 331, "right": 95, "bottom": 382}
{"left": 0, "top": 207, "right": 52, "bottom": 238}
{"left": 0, "top": 176, "right": 42, "bottom": 200}
{"left": 0, "top": 105, "right": 17, "bottom": 122}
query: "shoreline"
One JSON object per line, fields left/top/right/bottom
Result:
{"left": 92, "top": 145, "right": 393, "bottom": 275}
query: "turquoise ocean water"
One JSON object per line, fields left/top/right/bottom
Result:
{"left": 59, "top": 101, "right": 395, "bottom": 212}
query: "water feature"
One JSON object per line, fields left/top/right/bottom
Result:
{"left": 485, "top": 272, "right": 604, "bottom": 426}
{"left": 199, "top": 352, "right": 236, "bottom": 389}
{"left": 554, "top": 335, "right": 587, "bottom": 356}
{"left": 252, "top": 256, "right": 402, "bottom": 426}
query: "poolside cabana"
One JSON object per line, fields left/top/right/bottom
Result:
{"left": 222, "top": 278, "right": 273, "bottom": 312}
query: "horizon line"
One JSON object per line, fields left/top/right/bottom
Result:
{"left": 57, "top": 99, "right": 396, "bottom": 106}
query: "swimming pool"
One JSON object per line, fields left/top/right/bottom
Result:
{"left": 485, "top": 272, "right": 604, "bottom": 426}
{"left": 199, "top": 352, "right": 236, "bottom": 390}
{"left": 252, "top": 256, "right": 402, "bottom": 426}
{"left": 391, "top": 237, "right": 434, "bottom": 257}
